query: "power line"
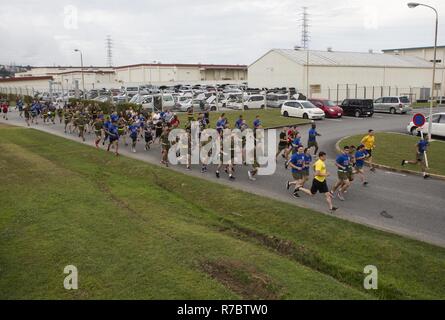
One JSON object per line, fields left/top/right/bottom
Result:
{"left": 106, "top": 35, "right": 113, "bottom": 67}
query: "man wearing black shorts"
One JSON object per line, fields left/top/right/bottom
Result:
{"left": 295, "top": 152, "right": 338, "bottom": 213}
{"left": 276, "top": 128, "right": 288, "bottom": 159}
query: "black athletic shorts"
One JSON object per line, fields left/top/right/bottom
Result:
{"left": 366, "top": 149, "right": 372, "bottom": 157}
{"left": 310, "top": 179, "right": 329, "bottom": 194}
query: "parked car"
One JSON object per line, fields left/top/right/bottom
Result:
{"left": 308, "top": 99, "right": 343, "bottom": 118}
{"left": 340, "top": 99, "right": 374, "bottom": 117}
{"left": 266, "top": 93, "right": 289, "bottom": 108}
{"left": 281, "top": 100, "right": 325, "bottom": 120}
{"left": 406, "top": 112, "right": 445, "bottom": 137}
{"left": 373, "top": 96, "right": 412, "bottom": 114}
{"left": 152, "top": 93, "right": 175, "bottom": 111}
{"left": 124, "top": 87, "right": 140, "bottom": 97}
{"left": 93, "top": 95, "right": 112, "bottom": 103}
{"left": 230, "top": 94, "right": 265, "bottom": 110}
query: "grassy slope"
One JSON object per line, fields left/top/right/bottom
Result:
{"left": 341, "top": 132, "right": 445, "bottom": 176}
{"left": 0, "top": 125, "right": 444, "bottom": 300}
{"left": 176, "top": 109, "right": 309, "bottom": 129}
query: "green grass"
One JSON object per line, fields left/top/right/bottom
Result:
{"left": 176, "top": 109, "right": 310, "bottom": 129}
{"left": 1, "top": 125, "right": 445, "bottom": 300}
{"left": 412, "top": 102, "right": 439, "bottom": 108}
{"left": 341, "top": 132, "right": 445, "bottom": 176}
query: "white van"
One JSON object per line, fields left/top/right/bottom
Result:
{"left": 231, "top": 94, "right": 266, "bottom": 110}
{"left": 133, "top": 94, "right": 175, "bottom": 112}
{"left": 281, "top": 100, "right": 325, "bottom": 120}
{"left": 266, "top": 93, "right": 289, "bottom": 108}
{"left": 125, "top": 87, "right": 140, "bottom": 97}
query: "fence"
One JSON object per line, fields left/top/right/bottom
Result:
{"left": 310, "top": 84, "right": 440, "bottom": 104}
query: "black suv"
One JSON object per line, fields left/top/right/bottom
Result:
{"left": 340, "top": 99, "right": 374, "bottom": 117}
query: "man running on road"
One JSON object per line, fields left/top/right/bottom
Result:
{"left": 401, "top": 135, "right": 430, "bottom": 179}
{"left": 294, "top": 152, "right": 338, "bottom": 214}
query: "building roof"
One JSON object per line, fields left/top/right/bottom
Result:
{"left": 266, "top": 49, "right": 438, "bottom": 68}
{"left": 47, "top": 70, "right": 115, "bottom": 75}
{"left": 114, "top": 63, "right": 247, "bottom": 70}
{"left": 0, "top": 76, "right": 53, "bottom": 82}
{"left": 382, "top": 45, "right": 445, "bottom": 52}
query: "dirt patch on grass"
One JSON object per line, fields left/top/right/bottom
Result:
{"left": 200, "top": 259, "right": 282, "bottom": 299}
{"left": 217, "top": 221, "right": 408, "bottom": 299}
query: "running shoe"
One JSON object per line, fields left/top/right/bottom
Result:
{"left": 329, "top": 207, "right": 338, "bottom": 214}
{"left": 337, "top": 191, "right": 345, "bottom": 201}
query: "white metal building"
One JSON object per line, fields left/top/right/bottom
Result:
{"left": 382, "top": 45, "right": 445, "bottom": 64}
{"left": 114, "top": 63, "right": 247, "bottom": 86}
{"left": 248, "top": 49, "right": 445, "bottom": 101}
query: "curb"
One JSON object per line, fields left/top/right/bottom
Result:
{"left": 335, "top": 135, "right": 445, "bottom": 182}
{"left": 265, "top": 121, "right": 311, "bottom": 130}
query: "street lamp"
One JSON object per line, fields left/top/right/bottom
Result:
{"left": 74, "top": 49, "right": 86, "bottom": 99}
{"left": 407, "top": 2, "right": 439, "bottom": 140}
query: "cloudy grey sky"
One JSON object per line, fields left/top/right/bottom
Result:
{"left": 1, "top": 0, "right": 444, "bottom": 67}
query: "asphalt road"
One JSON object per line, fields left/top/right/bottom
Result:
{"left": 2, "top": 107, "right": 445, "bottom": 247}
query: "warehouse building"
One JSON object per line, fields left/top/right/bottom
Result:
{"left": 15, "top": 66, "right": 113, "bottom": 78}
{"left": 382, "top": 45, "right": 445, "bottom": 64}
{"left": 248, "top": 49, "right": 445, "bottom": 102}
{"left": 114, "top": 63, "right": 247, "bottom": 85}
{"left": 0, "top": 76, "right": 54, "bottom": 96}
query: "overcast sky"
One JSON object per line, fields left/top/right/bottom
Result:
{"left": 1, "top": 0, "right": 444, "bottom": 67}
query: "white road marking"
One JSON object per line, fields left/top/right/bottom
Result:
{"left": 325, "top": 118, "right": 343, "bottom": 122}
{"left": 384, "top": 171, "right": 407, "bottom": 177}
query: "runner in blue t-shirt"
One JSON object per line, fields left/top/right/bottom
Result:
{"left": 402, "top": 136, "right": 430, "bottom": 179}
{"left": 106, "top": 123, "right": 120, "bottom": 156}
{"left": 286, "top": 146, "right": 306, "bottom": 198}
{"left": 331, "top": 146, "right": 351, "bottom": 201}
{"left": 354, "top": 144, "right": 369, "bottom": 186}
{"left": 308, "top": 123, "right": 321, "bottom": 155}
{"left": 253, "top": 115, "right": 262, "bottom": 129}
{"left": 128, "top": 122, "right": 139, "bottom": 153}
{"left": 235, "top": 115, "right": 243, "bottom": 130}
{"left": 302, "top": 148, "right": 313, "bottom": 187}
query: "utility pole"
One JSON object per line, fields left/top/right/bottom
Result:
{"left": 299, "top": 7, "right": 310, "bottom": 98}
{"left": 106, "top": 35, "right": 113, "bottom": 67}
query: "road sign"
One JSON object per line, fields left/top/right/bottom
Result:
{"left": 413, "top": 113, "right": 426, "bottom": 127}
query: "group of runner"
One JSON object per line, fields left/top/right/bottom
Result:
{"left": 280, "top": 125, "right": 378, "bottom": 213}
{"left": 7, "top": 98, "right": 432, "bottom": 213}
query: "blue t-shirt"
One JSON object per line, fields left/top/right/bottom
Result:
{"left": 290, "top": 153, "right": 305, "bottom": 173}
{"left": 108, "top": 124, "right": 119, "bottom": 137}
{"left": 355, "top": 150, "right": 366, "bottom": 167}
{"left": 103, "top": 120, "right": 111, "bottom": 129}
{"left": 336, "top": 154, "right": 350, "bottom": 171}
{"left": 292, "top": 137, "right": 301, "bottom": 148}
{"left": 253, "top": 119, "right": 261, "bottom": 128}
{"left": 110, "top": 114, "right": 119, "bottom": 122}
{"left": 418, "top": 140, "right": 428, "bottom": 153}
{"left": 216, "top": 119, "right": 226, "bottom": 130}
{"left": 129, "top": 124, "right": 139, "bottom": 137}
{"left": 235, "top": 119, "right": 243, "bottom": 129}
{"left": 303, "top": 154, "right": 312, "bottom": 171}
{"left": 308, "top": 128, "right": 318, "bottom": 142}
